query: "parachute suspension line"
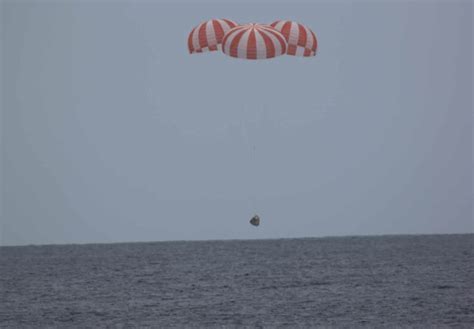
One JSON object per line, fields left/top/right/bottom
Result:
{"left": 251, "top": 106, "right": 260, "bottom": 214}
{"left": 252, "top": 105, "right": 258, "bottom": 213}
{"left": 242, "top": 106, "right": 257, "bottom": 214}
{"left": 251, "top": 141, "right": 257, "bottom": 212}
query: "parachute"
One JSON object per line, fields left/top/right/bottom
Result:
{"left": 250, "top": 215, "right": 260, "bottom": 227}
{"left": 270, "top": 20, "right": 318, "bottom": 56}
{"left": 188, "top": 19, "right": 238, "bottom": 53}
{"left": 221, "top": 24, "right": 287, "bottom": 60}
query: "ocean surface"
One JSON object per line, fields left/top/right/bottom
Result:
{"left": 1, "top": 234, "right": 473, "bottom": 328}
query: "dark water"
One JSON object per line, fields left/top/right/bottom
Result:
{"left": 1, "top": 234, "right": 473, "bottom": 328}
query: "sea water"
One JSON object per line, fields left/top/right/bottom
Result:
{"left": 1, "top": 234, "right": 473, "bottom": 328}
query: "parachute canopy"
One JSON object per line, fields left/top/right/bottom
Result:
{"left": 270, "top": 20, "right": 318, "bottom": 56}
{"left": 188, "top": 19, "right": 317, "bottom": 59}
{"left": 188, "top": 19, "right": 238, "bottom": 53}
{"left": 250, "top": 215, "right": 260, "bottom": 227}
{"left": 222, "top": 23, "right": 287, "bottom": 60}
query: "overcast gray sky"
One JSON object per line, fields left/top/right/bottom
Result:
{"left": 1, "top": 1, "right": 472, "bottom": 246}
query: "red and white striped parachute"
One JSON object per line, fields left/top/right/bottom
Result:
{"left": 221, "top": 23, "right": 287, "bottom": 60}
{"left": 270, "top": 20, "right": 318, "bottom": 57}
{"left": 188, "top": 19, "right": 238, "bottom": 53}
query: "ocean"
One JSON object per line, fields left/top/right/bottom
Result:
{"left": 1, "top": 234, "right": 473, "bottom": 328}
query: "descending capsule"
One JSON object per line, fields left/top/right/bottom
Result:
{"left": 250, "top": 215, "right": 260, "bottom": 226}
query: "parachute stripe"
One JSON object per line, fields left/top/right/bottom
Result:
{"left": 310, "top": 29, "right": 318, "bottom": 54}
{"left": 281, "top": 21, "right": 292, "bottom": 42}
{"left": 222, "top": 19, "right": 236, "bottom": 29}
{"left": 205, "top": 20, "right": 217, "bottom": 50}
{"left": 188, "top": 26, "right": 197, "bottom": 54}
{"left": 212, "top": 20, "right": 225, "bottom": 43}
{"left": 303, "top": 24, "right": 313, "bottom": 50}
{"left": 192, "top": 24, "right": 202, "bottom": 52}
{"left": 288, "top": 22, "right": 299, "bottom": 46}
{"left": 254, "top": 30, "right": 265, "bottom": 59}
{"left": 198, "top": 22, "right": 208, "bottom": 50}
{"left": 298, "top": 23, "right": 307, "bottom": 48}
{"left": 247, "top": 29, "right": 257, "bottom": 59}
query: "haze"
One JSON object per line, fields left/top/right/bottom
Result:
{"left": 1, "top": 1, "right": 472, "bottom": 246}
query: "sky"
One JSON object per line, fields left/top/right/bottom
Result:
{"left": 1, "top": 0, "right": 472, "bottom": 246}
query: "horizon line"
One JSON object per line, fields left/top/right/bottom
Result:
{"left": 1, "top": 231, "right": 472, "bottom": 248}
